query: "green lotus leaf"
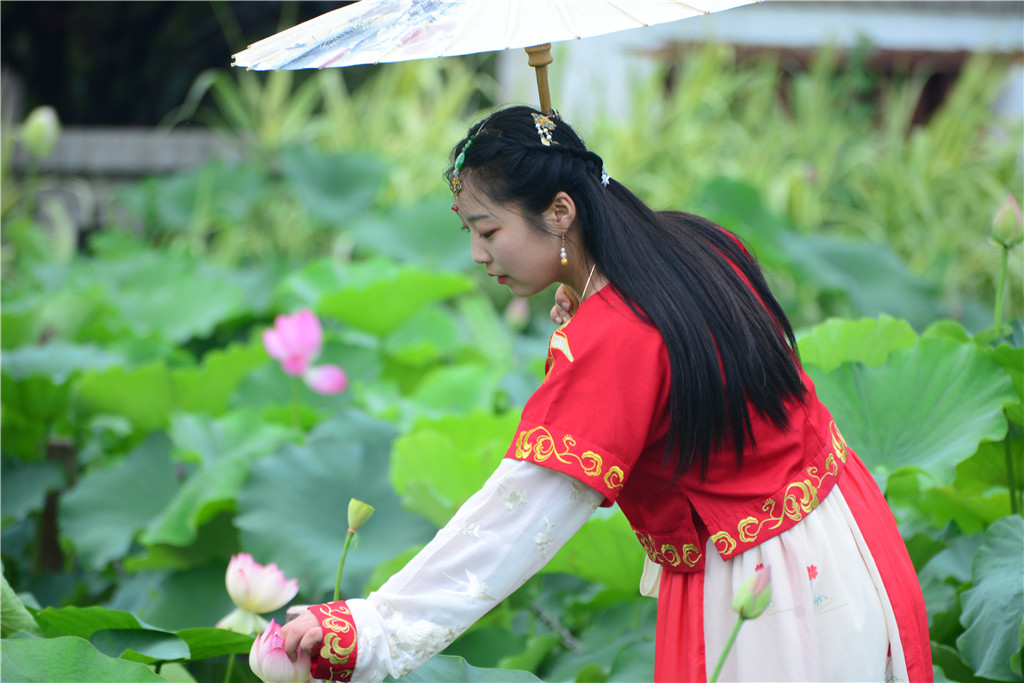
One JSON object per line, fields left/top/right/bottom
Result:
{"left": 954, "top": 437, "right": 1024, "bottom": 498}
{"left": 1, "top": 372, "right": 72, "bottom": 452}
{"left": 2, "top": 572, "right": 42, "bottom": 637}
{"left": 1, "top": 460, "right": 64, "bottom": 524}
{"left": 542, "top": 507, "right": 645, "bottom": 595}
{"left": 384, "top": 655, "right": 543, "bottom": 682}
{"left": 1, "top": 301, "right": 41, "bottom": 350}
{"left": 129, "top": 563, "right": 236, "bottom": 632}
{"left": 988, "top": 343, "right": 1024, "bottom": 427}
{"left": 539, "top": 598, "right": 656, "bottom": 683}
{"left": 457, "top": 294, "right": 516, "bottom": 372}
{"left": 141, "top": 412, "right": 296, "bottom": 548}
{"left": 31, "top": 605, "right": 152, "bottom": 639}
{"left": 174, "top": 627, "right": 253, "bottom": 660}
{"left": 235, "top": 410, "right": 436, "bottom": 599}
{"left": 0, "top": 636, "right": 165, "bottom": 682}
{"left": 60, "top": 434, "right": 178, "bottom": 569}
{"left": 282, "top": 258, "right": 475, "bottom": 336}
{"left": 408, "top": 364, "right": 501, "bottom": 419}
{"left": 797, "top": 315, "right": 918, "bottom": 372}
{"left": 957, "top": 516, "right": 1024, "bottom": 681}
{"left": 347, "top": 195, "right": 473, "bottom": 272}
{"left": 383, "top": 306, "right": 463, "bottom": 367}
{"left": 91, "top": 628, "right": 190, "bottom": 664}
{"left": 808, "top": 338, "right": 1018, "bottom": 488}
{"left": 922, "top": 320, "right": 972, "bottom": 343}
{"left": 278, "top": 147, "right": 388, "bottom": 225}
{"left": 0, "top": 341, "right": 125, "bottom": 383}
{"left": 73, "top": 342, "right": 268, "bottom": 434}
{"left": 74, "top": 362, "right": 172, "bottom": 433}
{"left": 697, "top": 177, "right": 943, "bottom": 327}
{"left": 45, "top": 249, "right": 254, "bottom": 344}
{"left": 169, "top": 341, "right": 269, "bottom": 416}
{"left": 391, "top": 412, "right": 521, "bottom": 527}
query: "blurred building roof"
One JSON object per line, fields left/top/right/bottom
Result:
{"left": 498, "top": 0, "right": 1024, "bottom": 122}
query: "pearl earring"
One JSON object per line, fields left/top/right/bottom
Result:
{"left": 560, "top": 235, "right": 568, "bottom": 266}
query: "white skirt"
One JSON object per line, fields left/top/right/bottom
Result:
{"left": 646, "top": 484, "right": 911, "bottom": 682}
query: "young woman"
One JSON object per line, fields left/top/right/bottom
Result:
{"left": 280, "top": 106, "right": 932, "bottom": 682}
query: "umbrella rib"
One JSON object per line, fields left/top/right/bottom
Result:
{"left": 504, "top": 1, "right": 518, "bottom": 49}
{"left": 551, "top": 1, "right": 581, "bottom": 39}
{"left": 604, "top": 0, "right": 652, "bottom": 27}
{"left": 667, "top": 0, "right": 714, "bottom": 15}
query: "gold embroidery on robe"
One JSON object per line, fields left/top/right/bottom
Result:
{"left": 515, "top": 427, "right": 603, "bottom": 477}
{"left": 831, "top": 421, "right": 848, "bottom": 463}
{"left": 723, "top": 424, "right": 849, "bottom": 552}
{"left": 604, "top": 466, "right": 625, "bottom": 489}
{"left": 320, "top": 603, "right": 356, "bottom": 666}
{"left": 711, "top": 530, "right": 737, "bottom": 555}
{"left": 549, "top": 328, "right": 574, "bottom": 363}
{"left": 545, "top": 329, "right": 574, "bottom": 381}
{"left": 636, "top": 531, "right": 702, "bottom": 568}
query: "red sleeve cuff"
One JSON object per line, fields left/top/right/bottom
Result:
{"left": 309, "top": 601, "right": 358, "bottom": 682}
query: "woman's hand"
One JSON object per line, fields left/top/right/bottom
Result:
{"left": 550, "top": 284, "right": 580, "bottom": 325}
{"left": 279, "top": 609, "right": 324, "bottom": 661}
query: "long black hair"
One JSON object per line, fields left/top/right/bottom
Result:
{"left": 446, "top": 106, "right": 807, "bottom": 479}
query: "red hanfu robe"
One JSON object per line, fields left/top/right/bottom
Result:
{"left": 506, "top": 285, "right": 932, "bottom": 682}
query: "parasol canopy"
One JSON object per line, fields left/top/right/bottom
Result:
{"left": 232, "top": 0, "right": 757, "bottom": 112}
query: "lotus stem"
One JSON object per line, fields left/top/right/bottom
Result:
{"left": 333, "top": 530, "right": 355, "bottom": 602}
{"left": 709, "top": 616, "right": 744, "bottom": 683}
{"left": 1006, "top": 436, "right": 1020, "bottom": 516}
{"left": 222, "top": 653, "right": 234, "bottom": 683}
{"left": 994, "top": 245, "right": 1008, "bottom": 334}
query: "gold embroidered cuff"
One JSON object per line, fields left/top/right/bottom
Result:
{"left": 309, "top": 601, "right": 357, "bottom": 682}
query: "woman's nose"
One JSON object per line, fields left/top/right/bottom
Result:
{"left": 471, "top": 241, "right": 491, "bottom": 264}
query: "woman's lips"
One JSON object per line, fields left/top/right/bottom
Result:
{"left": 497, "top": 276, "right": 508, "bottom": 284}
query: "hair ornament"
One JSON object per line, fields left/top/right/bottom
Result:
{"left": 601, "top": 165, "right": 610, "bottom": 187}
{"left": 532, "top": 113, "right": 556, "bottom": 146}
{"left": 449, "top": 134, "right": 477, "bottom": 207}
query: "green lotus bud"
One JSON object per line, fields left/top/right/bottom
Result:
{"left": 21, "top": 106, "right": 61, "bottom": 161}
{"left": 347, "top": 499, "right": 375, "bottom": 532}
{"left": 992, "top": 195, "right": 1023, "bottom": 249}
{"left": 732, "top": 566, "right": 772, "bottom": 620}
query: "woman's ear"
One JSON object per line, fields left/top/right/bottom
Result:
{"left": 545, "top": 191, "right": 577, "bottom": 233}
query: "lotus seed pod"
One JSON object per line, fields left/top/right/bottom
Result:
{"left": 347, "top": 498, "right": 375, "bottom": 531}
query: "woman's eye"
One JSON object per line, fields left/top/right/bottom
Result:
{"left": 479, "top": 230, "right": 496, "bottom": 240}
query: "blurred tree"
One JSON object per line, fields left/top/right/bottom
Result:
{"left": 0, "top": 1, "right": 350, "bottom": 125}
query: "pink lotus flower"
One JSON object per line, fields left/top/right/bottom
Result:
{"left": 216, "top": 553, "right": 299, "bottom": 634}
{"left": 263, "top": 310, "right": 348, "bottom": 395}
{"left": 249, "top": 619, "right": 312, "bottom": 683}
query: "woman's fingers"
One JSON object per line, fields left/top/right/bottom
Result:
{"left": 551, "top": 284, "right": 580, "bottom": 325}
{"left": 299, "top": 626, "right": 324, "bottom": 656}
{"left": 280, "top": 611, "right": 320, "bottom": 658}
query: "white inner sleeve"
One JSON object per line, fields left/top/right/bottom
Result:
{"left": 344, "top": 458, "right": 603, "bottom": 682}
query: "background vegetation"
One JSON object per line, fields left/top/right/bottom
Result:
{"left": 1, "top": 37, "right": 1022, "bottom": 683}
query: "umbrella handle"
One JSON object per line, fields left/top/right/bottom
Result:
{"left": 525, "top": 44, "right": 554, "bottom": 114}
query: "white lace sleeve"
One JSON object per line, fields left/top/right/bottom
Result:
{"left": 345, "top": 459, "right": 603, "bottom": 682}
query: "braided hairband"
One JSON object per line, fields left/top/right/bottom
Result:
{"left": 532, "top": 113, "right": 611, "bottom": 187}
{"left": 450, "top": 112, "right": 611, "bottom": 211}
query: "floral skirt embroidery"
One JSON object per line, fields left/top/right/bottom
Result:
{"left": 653, "top": 459, "right": 931, "bottom": 682}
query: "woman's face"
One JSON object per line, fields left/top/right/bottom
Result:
{"left": 455, "top": 185, "right": 566, "bottom": 298}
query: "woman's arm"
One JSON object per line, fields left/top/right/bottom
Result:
{"left": 281, "top": 458, "right": 603, "bottom": 682}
